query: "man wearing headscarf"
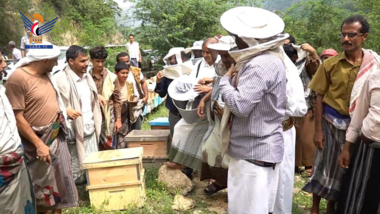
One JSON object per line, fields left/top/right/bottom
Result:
{"left": 55, "top": 45, "right": 101, "bottom": 185}
{"left": 5, "top": 43, "right": 78, "bottom": 213}
{"left": 218, "top": 7, "right": 287, "bottom": 213}
{"left": 156, "top": 47, "right": 194, "bottom": 178}
{"left": 320, "top": 49, "right": 338, "bottom": 62}
{"left": 166, "top": 38, "right": 219, "bottom": 179}
{"left": 303, "top": 15, "right": 380, "bottom": 214}
{"left": 197, "top": 36, "right": 236, "bottom": 198}
{"left": 0, "top": 51, "right": 36, "bottom": 214}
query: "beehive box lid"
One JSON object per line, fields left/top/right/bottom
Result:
{"left": 125, "top": 130, "right": 170, "bottom": 142}
{"left": 149, "top": 117, "right": 169, "bottom": 126}
{"left": 83, "top": 147, "right": 143, "bottom": 169}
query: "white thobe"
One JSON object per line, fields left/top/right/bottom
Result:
{"left": 273, "top": 54, "right": 307, "bottom": 214}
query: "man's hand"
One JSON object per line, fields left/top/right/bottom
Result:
{"left": 66, "top": 108, "right": 82, "bottom": 120}
{"left": 197, "top": 99, "right": 206, "bottom": 118}
{"left": 98, "top": 94, "right": 107, "bottom": 108}
{"left": 198, "top": 77, "right": 214, "bottom": 85}
{"left": 194, "top": 85, "right": 211, "bottom": 93}
{"left": 142, "top": 96, "right": 148, "bottom": 104}
{"left": 156, "top": 70, "right": 164, "bottom": 83}
{"left": 225, "top": 63, "right": 236, "bottom": 77}
{"left": 338, "top": 149, "right": 350, "bottom": 169}
{"left": 114, "top": 118, "right": 122, "bottom": 133}
{"left": 301, "top": 43, "right": 316, "bottom": 55}
{"left": 36, "top": 142, "right": 52, "bottom": 164}
{"left": 314, "top": 129, "right": 325, "bottom": 149}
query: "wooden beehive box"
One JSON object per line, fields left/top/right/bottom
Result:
{"left": 125, "top": 130, "right": 171, "bottom": 159}
{"left": 82, "top": 148, "right": 146, "bottom": 211}
{"left": 149, "top": 117, "right": 170, "bottom": 130}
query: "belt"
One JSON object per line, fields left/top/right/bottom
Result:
{"left": 245, "top": 159, "right": 277, "bottom": 170}
{"left": 282, "top": 117, "right": 294, "bottom": 131}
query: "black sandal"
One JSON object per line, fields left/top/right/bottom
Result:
{"left": 203, "top": 181, "right": 225, "bottom": 195}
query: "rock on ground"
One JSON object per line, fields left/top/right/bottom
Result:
{"left": 157, "top": 165, "right": 194, "bottom": 195}
{"left": 171, "top": 195, "right": 196, "bottom": 211}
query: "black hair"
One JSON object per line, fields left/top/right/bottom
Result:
{"left": 115, "top": 61, "right": 130, "bottom": 73}
{"left": 116, "top": 52, "right": 129, "bottom": 62}
{"left": 341, "top": 15, "right": 370, "bottom": 34}
{"left": 66, "top": 45, "right": 87, "bottom": 62}
{"left": 89, "top": 46, "right": 108, "bottom": 59}
{"left": 283, "top": 44, "right": 298, "bottom": 59}
{"left": 287, "top": 35, "right": 296, "bottom": 44}
{"left": 129, "top": 34, "right": 134, "bottom": 38}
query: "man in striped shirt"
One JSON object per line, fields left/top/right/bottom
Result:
{"left": 219, "top": 7, "right": 288, "bottom": 213}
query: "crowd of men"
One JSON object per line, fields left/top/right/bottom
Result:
{"left": 0, "top": 5, "right": 380, "bottom": 214}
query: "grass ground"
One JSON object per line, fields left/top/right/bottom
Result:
{"left": 64, "top": 103, "right": 330, "bottom": 214}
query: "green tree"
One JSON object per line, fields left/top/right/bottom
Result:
{"left": 0, "top": 0, "right": 30, "bottom": 53}
{"left": 354, "top": 0, "right": 380, "bottom": 51}
{"left": 130, "top": 0, "right": 258, "bottom": 55}
{"left": 283, "top": 0, "right": 350, "bottom": 53}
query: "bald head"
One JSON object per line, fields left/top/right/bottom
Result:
{"left": 202, "top": 37, "right": 219, "bottom": 66}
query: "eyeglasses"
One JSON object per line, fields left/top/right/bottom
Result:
{"left": 339, "top": 32, "right": 363, "bottom": 39}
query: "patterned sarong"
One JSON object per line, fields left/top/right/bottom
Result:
{"left": 0, "top": 146, "right": 36, "bottom": 214}
{"left": 337, "top": 139, "right": 380, "bottom": 214}
{"left": 99, "top": 107, "right": 117, "bottom": 150}
{"left": 302, "top": 118, "right": 346, "bottom": 201}
{"left": 117, "top": 102, "right": 131, "bottom": 149}
{"left": 21, "top": 117, "right": 78, "bottom": 211}
{"left": 169, "top": 118, "right": 209, "bottom": 171}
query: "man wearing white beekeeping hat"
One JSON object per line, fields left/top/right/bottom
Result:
{"left": 5, "top": 44, "right": 78, "bottom": 213}
{"left": 218, "top": 7, "right": 289, "bottom": 213}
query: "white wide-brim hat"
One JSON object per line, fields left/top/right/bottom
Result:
{"left": 208, "top": 36, "right": 237, "bottom": 51}
{"left": 221, "top": 7, "right": 285, "bottom": 39}
{"left": 188, "top": 40, "right": 203, "bottom": 50}
{"left": 168, "top": 75, "right": 199, "bottom": 101}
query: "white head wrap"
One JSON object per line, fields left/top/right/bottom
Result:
{"left": 10, "top": 42, "right": 60, "bottom": 73}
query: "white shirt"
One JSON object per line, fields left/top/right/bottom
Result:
{"left": 0, "top": 85, "right": 21, "bottom": 153}
{"left": 12, "top": 48, "right": 22, "bottom": 63}
{"left": 127, "top": 42, "right": 140, "bottom": 61}
{"left": 69, "top": 69, "right": 94, "bottom": 133}
{"left": 190, "top": 58, "right": 218, "bottom": 80}
{"left": 127, "top": 71, "right": 145, "bottom": 98}
{"left": 283, "top": 54, "right": 308, "bottom": 120}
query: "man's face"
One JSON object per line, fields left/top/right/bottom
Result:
{"left": 117, "top": 69, "right": 129, "bottom": 82}
{"left": 284, "top": 39, "right": 290, "bottom": 45}
{"left": 168, "top": 55, "right": 177, "bottom": 65}
{"left": 341, "top": 22, "right": 367, "bottom": 53}
{"left": 91, "top": 58, "right": 105, "bottom": 72}
{"left": 43, "top": 57, "right": 58, "bottom": 73}
{"left": 217, "top": 50, "right": 235, "bottom": 69}
{"left": 129, "top": 36, "right": 134, "bottom": 43}
{"left": 119, "top": 56, "right": 130, "bottom": 65}
{"left": 202, "top": 45, "right": 218, "bottom": 66}
{"left": 192, "top": 50, "right": 203, "bottom": 58}
{"left": 69, "top": 54, "right": 89, "bottom": 73}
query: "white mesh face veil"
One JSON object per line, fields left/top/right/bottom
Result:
{"left": 163, "top": 47, "right": 184, "bottom": 65}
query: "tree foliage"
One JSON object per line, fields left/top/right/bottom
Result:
{"left": 282, "top": 0, "right": 380, "bottom": 53}
{"left": 130, "top": 0, "right": 259, "bottom": 55}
